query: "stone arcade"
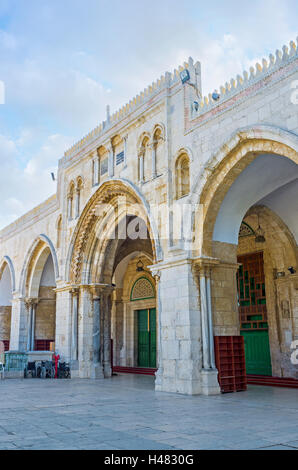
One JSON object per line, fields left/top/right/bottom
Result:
{"left": 0, "top": 38, "right": 297, "bottom": 395}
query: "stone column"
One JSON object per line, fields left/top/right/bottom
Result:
{"left": 76, "top": 284, "right": 114, "bottom": 379}
{"left": 152, "top": 270, "right": 163, "bottom": 384}
{"left": 150, "top": 258, "right": 202, "bottom": 395}
{"left": 75, "top": 188, "right": 80, "bottom": 219}
{"left": 89, "top": 285, "right": 104, "bottom": 379}
{"left": 71, "top": 288, "right": 79, "bottom": 363}
{"left": 92, "top": 150, "right": 100, "bottom": 186}
{"left": 123, "top": 134, "right": 128, "bottom": 168}
{"left": 9, "top": 294, "right": 27, "bottom": 351}
{"left": 151, "top": 141, "right": 157, "bottom": 179}
{"left": 199, "top": 274, "right": 210, "bottom": 369}
{"left": 102, "top": 287, "right": 114, "bottom": 377}
{"left": 54, "top": 284, "right": 74, "bottom": 362}
{"left": 206, "top": 273, "right": 216, "bottom": 369}
{"left": 31, "top": 300, "right": 38, "bottom": 350}
{"left": 108, "top": 143, "right": 114, "bottom": 177}
{"left": 25, "top": 298, "right": 38, "bottom": 351}
{"left": 194, "top": 259, "right": 220, "bottom": 395}
{"left": 138, "top": 152, "right": 144, "bottom": 183}
{"left": 67, "top": 196, "right": 72, "bottom": 221}
{"left": 26, "top": 299, "right": 33, "bottom": 351}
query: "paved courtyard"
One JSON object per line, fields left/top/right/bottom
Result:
{"left": 0, "top": 374, "right": 298, "bottom": 450}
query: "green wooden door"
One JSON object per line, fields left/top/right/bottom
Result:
{"left": 241, "top": 330, "right": 272, "bottom": 375}
{"left": 138, "top": 309, "right": 149, "bottom": 367}
{"left": 237, "top": 252, "right": 272, "bottom": 376}
{"left": 149, "top": 308, "right": 156, "bottom": 368}
{"left": 138, "top": 308, "right": 156, "bottom": 368}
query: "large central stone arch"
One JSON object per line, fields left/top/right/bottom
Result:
{"left": 66, "top": 178, "right": 162, "bottom": 284}
{"left": 192, "top": 125, "right": 298, "bottom": 256}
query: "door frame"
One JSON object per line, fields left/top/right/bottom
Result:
{"left": 132, "top": 299, "right": 157, "bottom": 367}
{"left": 137, "top": 307, "right": 157, "bottom": 368}
{"left": 237, "top": 250, "right": 273, "bottom": 376}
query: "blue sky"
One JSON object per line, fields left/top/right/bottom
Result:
{"left": 0, "top": 0, "right": 297, "bottom": 228}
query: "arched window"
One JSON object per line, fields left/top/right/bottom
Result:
{"left": 98, "top": 146, "right": 109, "bottom": 181}
{"left": 75, "top": 177, "right": 83, "bottom": 218}
{"left": 138, "top": 135, "right": 150, "bottom": 183}
{"left": 152, "top": 126, "right": 164, "bottom": 177}
{"left": 67, "top": 182, "right": 75, "bottom": 220}
{"left": 112, "top": 135, "right": 125, "bottom": 166}
{"left": 175, "top": 153, "right": 190, "bottom": 199}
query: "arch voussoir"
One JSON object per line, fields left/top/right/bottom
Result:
{"left": 194, "top": 127, "right": 298, "bottom": 257}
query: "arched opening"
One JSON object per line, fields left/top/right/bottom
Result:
{"left": 67, "top": 179, "right": 160, "bottom": 378}
{"left": 75, "top": 177, "right": 83, "bottom": 219}
{"left": 67, "top": 182, "right": 75, "bottom": 221}
{"left": 0, "top": 261, "right": 13, "bottom": 351}
{"left": 34, "top": 254, "right": 56, "bottom": 351}
{"left": 138, "top": 135, "right": 150, "bottom": 183}
{"left": 112, "top": 135, "right": 125, "bottom": 167}
{"left": 152, "top": 126, "right": 164, "bottom": 177}
{"left": 23, "top": 239, "right": 58, "bottom": 352}
{"left": 98, "top": 145, "right": 109, "bottom": 182}
{"left": 87, "top": 213, "right": 157, "bottom": 375}
{"left": 237, "top": 205, "right": 297, "bottom": 377}
{"left": 198, "top": 134, "right": 298, "bottom": 380}
{"left": 175, "top": 152, "right": 190, "bottom": 199}
{"left": 111, "top": 247, "right": 156, "bottom": 370}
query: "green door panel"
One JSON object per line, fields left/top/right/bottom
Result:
{"left": 138, "top": 308, "right": 156, "bottom": 368}
{"left": 149, "top": 308, "right": 156, "bottom": 368}
{"left": 138, "top": 309, "right": 149, "bottom": 367}
{"left": 241, "top": 330, "right": 272, "bottom": 376}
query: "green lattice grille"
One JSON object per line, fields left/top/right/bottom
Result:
{"left": 237, "top": 252, "right": 268, "bottom": 331}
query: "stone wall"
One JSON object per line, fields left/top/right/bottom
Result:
{"left": 211, "top": 241, "right": 239, "bottom": 336}
{"left": 0, "top": 38, "right": 296, "bottom": 392}
{"left": 0, "top": 306, "right": 11, "bottom": 341}
{"left": 35, "top": 286, "right": 56, "bottom": 341}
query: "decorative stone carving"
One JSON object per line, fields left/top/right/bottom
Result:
{"left": 239, "top": 221, "right": 255, "bottom": 238}
{"left": 131, "top": 277, "right": 155, "bottom": 301}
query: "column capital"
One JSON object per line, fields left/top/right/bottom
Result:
{"left": 192, "top": 257, "right": 220, "bottom": 276}
{"left": 88, "top": 283, "right": 115, "bottom": 299}
{"left": 54, "top": 284, "right": 79, "bottom": 294}
{"left": 90, "top": 149, "right": 99, "bottom": 159}
{"left": 70, "top": 287, "right": 79, "bottom": 296}
{"left": 25, "top": 297, "right": 39, "bottom": 309}
{"left": 104, "top": 140, "right": 113, "bottom": 153}
{"left": 151, "top": 269, "right": 161, "bottom": 281}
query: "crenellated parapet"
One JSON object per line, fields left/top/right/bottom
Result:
{"left": 61, "top": 37, "right": 297, "bottom": 161}
{"left": 191, "top": 38, "right": 298, "bottom": 119}
{"left": 63, "top": 58, "right": 201, "bottom": 160}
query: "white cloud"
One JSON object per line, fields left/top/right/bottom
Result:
{"left": 0, "top": 0, "right": 297, "bottom": 230}
{"left": 0, "top": 132, "right": 73, "bottom": 229}
{"left": 0, "top": 30, "right": 17, "bottom": 50}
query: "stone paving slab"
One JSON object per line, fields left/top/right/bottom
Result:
{"left": 0, "top": 375, "right": 297, "bottom": 450}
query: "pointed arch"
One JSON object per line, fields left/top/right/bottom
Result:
{"left": 19, "top": 234, "right": 59, "bottom": 297}
{"left": 65, "top": 178, "right": 163, "bottom": 284}
{"left": 0, "top": 256, "right": 16, "bottom": 293}
{"left": 192, "top": 125, "right": 298, "bottom": 256}
{"left": 175, "top": 151, "right": 190, "bottom": 199}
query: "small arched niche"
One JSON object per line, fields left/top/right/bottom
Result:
{"left": 175, "top": 152, "right": 190, "bottom": 199}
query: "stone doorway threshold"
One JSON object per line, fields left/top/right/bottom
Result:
{"left": 247, "top": 374, "right": 298, "bottom": 389}
{"left": 112, "top": 365, "right": 157, "bottom": 376}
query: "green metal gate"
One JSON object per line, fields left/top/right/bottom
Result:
{"left": 237, "top": 252, "right": 272, "bottom": 376}
{"left": 138, "top": 308, "right": 156, "bottom": 368}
